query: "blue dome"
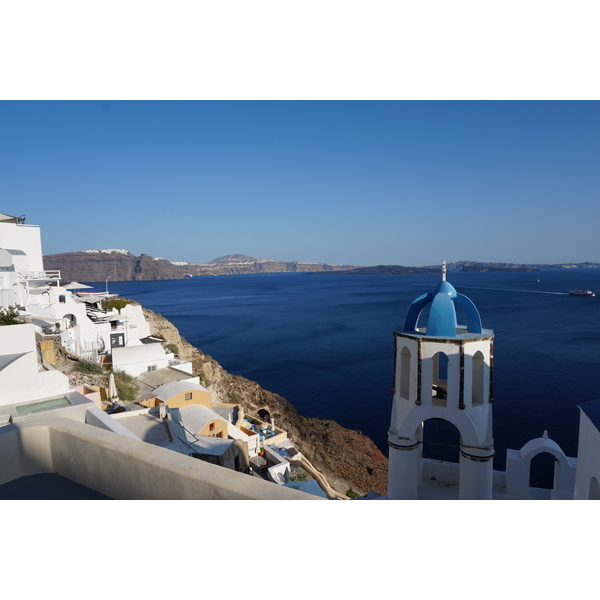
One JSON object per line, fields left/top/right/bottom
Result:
{"left": 402, "top": 277, "right": 482, "bottom": 337}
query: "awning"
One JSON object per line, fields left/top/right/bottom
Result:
{"left": 0, "top": 213, "right": 25, "bottom": 224}
{"left": 64, "top": 282, "right": 93, "bottom": 290}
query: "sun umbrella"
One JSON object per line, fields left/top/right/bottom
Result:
{"left": 108, "top": 372, "right": 119, "bottom": 404}
{"left": 64, "top": 282, "right": 93, "bottom": 290}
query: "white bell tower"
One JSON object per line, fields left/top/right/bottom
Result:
{"left": 388, "top": 261, "right": 495, "bottom": 499}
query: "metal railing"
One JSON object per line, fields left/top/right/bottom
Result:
{"left": 18, "top": 270, "right": 61, "bottom": 280}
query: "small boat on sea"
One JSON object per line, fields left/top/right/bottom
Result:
{"left": 569, "top": 289, "right": 595, "bottom": 296}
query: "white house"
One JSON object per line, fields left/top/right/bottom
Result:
{"left": 0, "top": 213, "right": 175, "bottom": 369}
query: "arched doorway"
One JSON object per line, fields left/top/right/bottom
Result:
{"left": 529, "top": 451, "right": 556, "bottom": 490}
{"left": 422, "top": 417, "right": 461, "bottom": 464}
{"left": 419, "top": 418, "right": 462, "bottom": 497}
{"left": 63, "top": 314, "right": 77, "bottom": 328}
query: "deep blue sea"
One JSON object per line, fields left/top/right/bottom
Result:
{"left": 99, "top": 269, "right": 600, "bottom": 487}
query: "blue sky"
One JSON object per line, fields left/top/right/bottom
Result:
{"left": 2, "top": 100, "right": 599, "bottom": 266}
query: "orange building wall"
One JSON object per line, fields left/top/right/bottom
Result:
{"left": 163, "top": 390, "right": 212, "bottom": 409}
{"left": 198, "top": 419, "right": 228, "bottom": 438}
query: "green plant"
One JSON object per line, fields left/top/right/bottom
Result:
{"left": 197, "top": 372, "right": 211, "bottom": 387}
{"left": 74, "top": 359, "right": 105, "bottom": 375}
{"left": 166, "top": 343, "right": 179, "bottom": 355}
{"left": 102, "top": 298, "right": 133, "bottom": 314}
{"left": 113, "top": 370, "right": 139, "bottom": 402}
{"left": 346, "top": 488, "right": 359, "bottom": 499}
{"left": 0, "top": 306, "right": 21, "bottom": 326}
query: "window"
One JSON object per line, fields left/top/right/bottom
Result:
{"left": 185, "top": 392, "right": 192, "bottom": 401}
{"left": 209, "top": 423, "right": 215, "bottom": 432}
{"left": 110, "top": 333, "right": 125, "bottom": 349}
{"left": 59, "top": 295, "right": 66, "bottom": 303}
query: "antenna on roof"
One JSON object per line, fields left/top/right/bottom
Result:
{"left": 442, "top": 260, "right": 447, "bottom": 282}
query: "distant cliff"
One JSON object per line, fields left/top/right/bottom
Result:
{"left": 43, "top": 250, "right": 358, "bottom": 282}
{"left": 319, "top": 265, "right": 440, "bottom": 275}
{"left": 191, "top": 254, "right": 358, "bottom": 276}
{"left": 459, "top": 266, "right": 540, "bottom": 272}
{"left": 437, "top": 261, "right": 600, "bottom": 271}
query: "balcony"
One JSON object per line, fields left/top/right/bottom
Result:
{"left": 18, "top": 270, "right": 61, "bottom": 283}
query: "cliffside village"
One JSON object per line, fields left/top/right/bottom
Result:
{"left": 2, "top": 211, "right": 600, "bottom": 500}
{"left": 0, "top": 212, "right": 344, "bottom": 499}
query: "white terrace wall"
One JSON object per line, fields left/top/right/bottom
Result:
{"left": 112, "top": 344, "right": 172, "bottom": 377}
{"left": 0, "top": 418, "right": 322, "bottom": 500}
{"left": 0, "top": 222, "right": 44, "bottom": 273}
{"left": 0, "top": 324, "right": 71, "bottom": 407}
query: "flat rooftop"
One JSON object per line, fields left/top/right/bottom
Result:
{"left": 0, "top": 473, "right": 112, "bottom": 500}
{"left": 135, "top": 366, "right": 198, "bottom": 401}
{"left": 117, "top": 412, "right": 172, "bottom": 447}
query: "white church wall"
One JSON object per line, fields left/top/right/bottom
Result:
{"left": 574, "top": 408, "right": 600, "bottom": 500}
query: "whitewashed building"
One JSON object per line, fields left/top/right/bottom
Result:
{"left": 0, "top": 213, "right": 176, "bottom": 370}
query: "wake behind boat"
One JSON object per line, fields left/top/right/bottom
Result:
{"left": 569, "top": 289, "right": 595, "bottom": 296}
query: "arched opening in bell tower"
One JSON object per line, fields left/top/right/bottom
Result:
{"left": 432, "top": 352, "right": 449, "bottom": 407}
{"left": 472, "top": 351, "right": 485, "bottom": 406}
{"left": 399, "top": 346, "right": 411, "bottom": 400}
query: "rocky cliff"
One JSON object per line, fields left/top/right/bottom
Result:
{"left": 43, "top": 250, "right": 184, "bottom": 282}
{"left": 190, "top": 254, "right": 357, "bottom": 276}
{"left": 142, "top": 305, "right": 388, "bottom": 497}
{"left": 323, "top": 265, "right": 440, "bottom": 275}
{"left": 43, "top": 250, "right": 358, "bottom": 282}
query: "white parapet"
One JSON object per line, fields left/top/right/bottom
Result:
{"left": 0, "top": 418, "right": 323, "bottom": 500}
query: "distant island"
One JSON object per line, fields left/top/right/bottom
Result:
{"left": 458, "top": 266, "right": 540, "bottom": 273}
{"left": 42, "top": 250, "right": 600, "bottom": 282}
{"left": 42, "top": 250, "right": 358, "bottom": 282}
{"left": 311, "top": 265, "right": 440, "bottom": 275}
{"left": 332, "top": 261, "right": 598, "bottom": 275}
{"left": 442, "top": 261, "right": 599, "bottom": 271}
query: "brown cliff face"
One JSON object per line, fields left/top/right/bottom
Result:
{"left": 43, "top": 251, "right": 185, "bottom": 282}
{"left": 142, "top": 306, "right": 388, "bottom": 497}
{"left": 43, "top": 251, "right": 358, "bottom": 282}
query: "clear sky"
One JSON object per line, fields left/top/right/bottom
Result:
{"left": 2, "top": 100, "right": 599, "bottom": 267}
